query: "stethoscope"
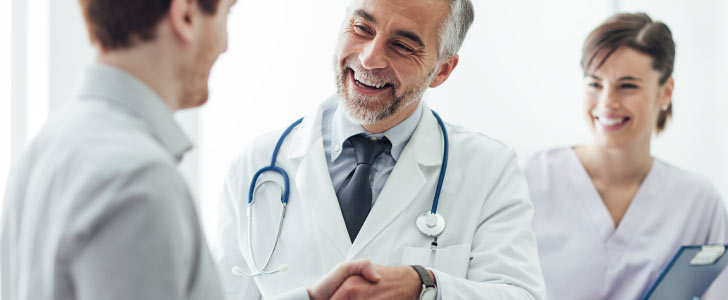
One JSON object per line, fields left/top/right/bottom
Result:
{"left": 233, "top": 110, "right": 449, "bottom": 277}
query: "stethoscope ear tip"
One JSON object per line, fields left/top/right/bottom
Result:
{"left": 232, "top": 264, "right": 288, "bottom": 277}
{"left": 232, "top": 266, "right": 245, "bottom": 276}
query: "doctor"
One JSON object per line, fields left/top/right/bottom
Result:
{"left": 213, "top": 0, "right": 546, "bottom": 299}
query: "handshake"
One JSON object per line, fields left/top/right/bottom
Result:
{"left": 307, "top": 260, "right": 433, "bottom": 300}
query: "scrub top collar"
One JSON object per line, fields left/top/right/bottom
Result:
{"left": 330, "top": 99, "right": 424, "bottom": 163}
{"left": 73, "top": 63, "right": 193, "bottom": 163}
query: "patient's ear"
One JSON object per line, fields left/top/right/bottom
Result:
{"left": 429, "top": 55, "right": 459, "bottom": 88}
{"left": 168, "top": 0, "right": 198, "bottom": 44}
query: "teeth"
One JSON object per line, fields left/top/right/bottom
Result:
{"left": 354, "top": 72, "right": 386, "bottom": 89}
{"left": 597, "top": 117, "right": 626, "bottom": 126}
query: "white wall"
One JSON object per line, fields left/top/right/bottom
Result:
{"left": 2, "top": 0, "right": 727, "bottom": 237}
{"left": 48, "top": 1, "right": 95, "bottom": 112}
{"left": 1, "top": 0, "right": 12, "bottom": 199}
{"left": 617, "top": 0, "right": 728, "bottom": 206}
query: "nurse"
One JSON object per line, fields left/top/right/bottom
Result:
{"left": 521, "top": 12, "right": 728, "bottom": 300}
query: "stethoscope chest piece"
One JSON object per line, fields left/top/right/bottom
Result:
{"left": 416, "top": 211, "right": 446, "bottom": 237}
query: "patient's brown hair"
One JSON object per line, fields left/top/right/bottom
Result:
{"left": 582, "top": 13, "right": 676, "bottom": 132}
{"left": 79, "top": 0, "right": 220, "bottom": 51}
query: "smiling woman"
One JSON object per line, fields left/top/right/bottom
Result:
{"left": 581, "top": 12, "right": 675, "bottom": 134}
{"left": 521, "top": 12, "right": 728, "bottom": 300}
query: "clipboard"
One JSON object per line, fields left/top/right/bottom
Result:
{"left": 641, "top": 244, "right": 728, "bottom": 300}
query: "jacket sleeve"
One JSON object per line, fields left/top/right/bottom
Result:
{"left": 433, "top": 149, "right": 547, "bottom": 300}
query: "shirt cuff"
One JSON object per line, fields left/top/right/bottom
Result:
{"left": 428, "top": 267, "right": 443, "bottom": 300}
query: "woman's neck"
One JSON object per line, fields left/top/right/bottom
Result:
{"left": 574, "top": 141, "right": 653, "bottom": 187}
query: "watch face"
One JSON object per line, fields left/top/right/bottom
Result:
{"left": 421, "top": 287, "right": 437, "bottom": 300}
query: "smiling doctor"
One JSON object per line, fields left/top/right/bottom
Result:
{"left": 213, "top": 0, "right": 545, "bottom": 299}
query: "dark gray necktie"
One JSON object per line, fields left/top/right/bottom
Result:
{"left": 336, "top": 135, "right": 391, "bottom": 242}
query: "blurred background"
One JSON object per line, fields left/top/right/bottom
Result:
{"left": 2, "top": 0, "right": 727, "bottom": 238}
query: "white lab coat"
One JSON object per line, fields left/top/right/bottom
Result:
{"left": 212, "top": 97, "right": 546, "bottom": 300}
{"left": 522, "top": 147, "right": 728, "bottom": 300}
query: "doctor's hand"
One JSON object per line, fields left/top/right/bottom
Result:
{"left": 329, "top": 265, "right": 426, "bottom": 300}
{"left": 308, "top": 260, "right": 382, "bottom": 300}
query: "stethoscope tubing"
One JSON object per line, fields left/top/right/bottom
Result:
{"left": 430, "top": 110, "right": 448, "bottom": 215}
{"left": 247, "top": 117, "right": 303, "bottom": 205}
{"left": 241, "top": 110, "right": 448, "bottom": 277}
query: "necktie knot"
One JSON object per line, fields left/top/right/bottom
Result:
{"left": 349, "top": 135, "right": 391, "bottom": 166}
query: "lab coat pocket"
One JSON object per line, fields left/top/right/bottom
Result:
{"left": 402, "top": 244, "right": 470, "bottom": 278}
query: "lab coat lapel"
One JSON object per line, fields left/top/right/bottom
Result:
{"left": 290, "top": 97, "right": 352, "bottom": 258}
{"left": 347, "top": 104, "right": 443, "bottom": 259}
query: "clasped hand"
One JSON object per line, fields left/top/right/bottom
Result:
{"left": 307, "top": 260, "right": 431, "bottom": 300}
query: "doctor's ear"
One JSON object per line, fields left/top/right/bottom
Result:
{"left": 169, "top": 0, "right": 199, "bottom": 44}
{"left": 429, "top": 55, "right": 459, "bottom": 88}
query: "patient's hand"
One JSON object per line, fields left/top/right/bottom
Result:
{"left": 307, "top": 260, "right": 381, "bottom": 300}
{"left": 330, "top": 265, "right": 425, "bottom": 300}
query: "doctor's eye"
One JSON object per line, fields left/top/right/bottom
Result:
{"left": 353, "top": 24, "right": 374, "bottom": 37}
{"left": 392, "top": 42, "right": 414, "bottom": 54}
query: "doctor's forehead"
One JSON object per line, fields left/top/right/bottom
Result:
{"left": 346, "top": 0, "right": 450, "bottom": 31}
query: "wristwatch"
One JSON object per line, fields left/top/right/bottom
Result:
{"left": 411, "top": 265, "right": 437, "bottom": 300}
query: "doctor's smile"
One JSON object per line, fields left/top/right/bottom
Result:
{"left": 347, "top": 67, "right": 396, "bottom": 95}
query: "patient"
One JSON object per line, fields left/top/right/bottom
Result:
{"left": 521, "top": 12, "right": 728, "bottom": 300}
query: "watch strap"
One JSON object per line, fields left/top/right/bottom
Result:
{"left": 411, "top": 265, "right": 436, "bottom": 288}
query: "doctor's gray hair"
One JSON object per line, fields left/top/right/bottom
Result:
{"left": 438, "top": 0, "right": 475, "bottom": 59}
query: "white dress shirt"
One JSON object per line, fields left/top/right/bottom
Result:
{"left": 1, "top": 63, "right": 223, "bottom": 300}
{"left": 322, "top": 99, "right": 423, "bottom": 204}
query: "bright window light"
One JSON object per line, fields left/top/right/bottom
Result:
{"left": 25, "top": 0, "right": 49, "bottom": 144}
{"left": 0, "top": 0, "right": 12, "bottom": 199}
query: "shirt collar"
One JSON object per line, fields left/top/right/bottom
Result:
{"left": 74, "top": 63, "right": 193, "bottom": 162}
{"left": 330, "top": 100, "right": 423, "bottom": 162}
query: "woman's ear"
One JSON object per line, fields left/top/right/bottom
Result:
{"left": 660, "top": 76, "right": 674, "bottom": 108}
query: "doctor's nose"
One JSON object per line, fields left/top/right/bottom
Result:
{"left": 359, "top": 39, "right": 388, "bottom": 70}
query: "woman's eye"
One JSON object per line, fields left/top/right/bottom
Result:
{"left": 588, "top": 82, "right": 601, "bottom": 88}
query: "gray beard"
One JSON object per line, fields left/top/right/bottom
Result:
{"left": 334, "top": 58, "right": 437, "bottom": 125}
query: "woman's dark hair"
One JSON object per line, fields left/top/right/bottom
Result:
{"left": 581, "top": 12, "right": 676, "bottom": 132}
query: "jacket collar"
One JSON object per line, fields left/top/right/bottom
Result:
{"left": 74, "top": 63, "right": 193, "bottom": 163}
